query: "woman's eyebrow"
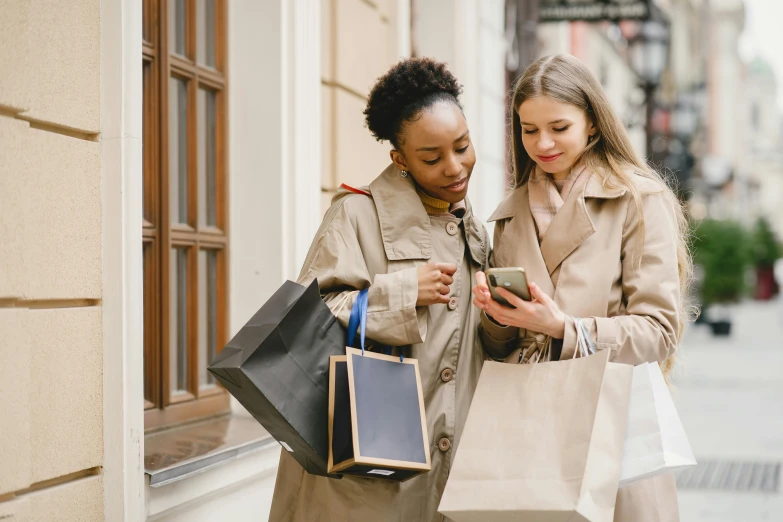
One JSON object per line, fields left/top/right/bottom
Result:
{"left": 519, "top": 119, "right": 570, "bottom": 126}
{"left": 416, "top": 131, "right": 470, "bottom": 152}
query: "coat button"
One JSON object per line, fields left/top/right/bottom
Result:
{"left": 446, "top": 222, "right": 458, "bottom": 236}
{"left": 440, "top": 368, "right": 454, "bottom": 382}
{"left": 438, "top": 437, "right": 451, "bottom": 452}
{"left": 448, "top": 296, "right": 458, "bottom": 310}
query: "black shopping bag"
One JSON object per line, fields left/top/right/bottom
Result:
{"left": 328, "top": 289, "right": 431, "bottom": 481}
{"left": 208, "top": 279, "right": 344, "bottom": 478}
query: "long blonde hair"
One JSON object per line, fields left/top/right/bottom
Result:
{"left": 510, "top": 54, "right": 693, "bottom": 378}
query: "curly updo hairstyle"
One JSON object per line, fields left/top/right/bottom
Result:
{"left": 364, "top": 57, "right": 463, "bottom": 148}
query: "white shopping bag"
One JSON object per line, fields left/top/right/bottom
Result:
{"left": 619, "top": 362, "right": 696, "bottom": 487}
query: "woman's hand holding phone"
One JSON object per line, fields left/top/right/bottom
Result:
{"left": 472, "top": 270, "right": 566, "bottom": 339}
{"left": 472, "top": 271, "right": 493, "bottom": 309}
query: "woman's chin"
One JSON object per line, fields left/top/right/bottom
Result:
{"left": 439, "top": 187, "right": 469, "bottom": 204}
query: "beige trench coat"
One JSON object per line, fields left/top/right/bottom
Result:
{"left": 269, "top": 164, "right": 490, "bottom": 522}
{"left": 480, "top": 170, "right": 682, "bottom": 522}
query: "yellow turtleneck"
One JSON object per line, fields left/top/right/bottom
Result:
{"left": 416, "top": 187, "right": 451, "bottom": 215}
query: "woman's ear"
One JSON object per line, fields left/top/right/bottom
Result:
{"left": 390, "top": 149, "right": 409, "bottom": 173}
{"left": 588, "top": 116, "right": 597, "bottom": 133}
{"left": 587, "top": 120, "right": 597, "bottom": 141}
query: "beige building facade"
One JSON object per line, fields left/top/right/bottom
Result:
{"left": 321, "top": 0, "right": 409, "bottom": 207}
{"left": 0, "top": 0, "right": 104, "bottom": 520}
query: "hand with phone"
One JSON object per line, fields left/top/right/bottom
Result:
{"left": 485, "top": 268, "right": 531, "bottom": 306}
{"left": 472, "top": 267, "right": 566, "bottom": 339}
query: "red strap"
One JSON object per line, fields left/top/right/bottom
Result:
{"left": 340, "top": 183, "right": 371, "bottom": 197}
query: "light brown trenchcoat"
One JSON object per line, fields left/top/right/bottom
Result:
{"left": 269, "top": 164, "right": 490, "bottom": 522}
{"left": 481, "top": 169, "right": 682, "bottom": 522}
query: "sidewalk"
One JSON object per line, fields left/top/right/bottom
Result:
{"left": 674, "top": 297, "right": 783, "bottom": 521}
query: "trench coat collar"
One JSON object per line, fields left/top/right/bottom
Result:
{"left": 369, "top": 164, "right": 487, "bottom": 265}
{"left": 488, "top": 169, "right": 627, "bottom": 282}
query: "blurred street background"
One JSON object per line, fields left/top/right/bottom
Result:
{"left": 676, "top": 296, "right": 783, "bottom": 521}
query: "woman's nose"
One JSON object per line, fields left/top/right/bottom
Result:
{"left": 444, "top": 155, "right": 462, "bottom": 177}
{"left": 538, "top": 133, "right": 555, "bottom": 151}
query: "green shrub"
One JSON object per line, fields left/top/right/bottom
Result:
{"left": 692, "top": 219, "right": 751, "bottom": 305}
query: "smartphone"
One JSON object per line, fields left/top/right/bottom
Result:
{"left": 485, "top": 267, "right": 531, "bottom": 307}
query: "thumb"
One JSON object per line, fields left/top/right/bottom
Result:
{"left": 475, "top": 271, "right": 491, "bottom": 297}
{"left": 529, "top": 282, "right": 552, "bottom": 304}
{"left": 436, "top": 262, "right": 458, "bottom": 276}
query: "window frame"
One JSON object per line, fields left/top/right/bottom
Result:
{"left": 143, "top": 0, "right": 230, "bottom": 432}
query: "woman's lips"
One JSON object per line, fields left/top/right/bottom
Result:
{"left": 537, "top": 153, "right": 562, "bottom": 163}
{"left": 444, "top": 177, "right": 468, "bottom": 192}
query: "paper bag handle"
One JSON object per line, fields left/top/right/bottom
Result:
{"left": 347, "top": 288, "right": 369, "bottom": 354}
{"left": 571, "top": 316, "right": 597, "bottom": 359}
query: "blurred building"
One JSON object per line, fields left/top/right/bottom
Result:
{"left": 695, "top": 0, "right": 749, "bottom": 218}
{"left": 686, "top": 0, "right": 783, "bottom": 239}
{"left": 745, "top": 58, "right": 783, "bottom": 238}
{"left": 657, "top": 0, "right": 709, "bottom": 198}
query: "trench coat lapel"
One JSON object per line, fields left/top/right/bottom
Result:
{"left": 461, "top": 205, "right": 489, "bottom": 268}
{"left": 539, "top": 172, "right": 594, "bottom": 276}
{"left": 488, "top": 185, "right": 556, "bottom": 299}
{"left": 370, "top": 164, "right": 433, "bottom": 261}
{"left": 368, "top": 164, "right": 487, "bottom": 265}
{"left": 539, "top": 170, "right": 627, "bottom": 275}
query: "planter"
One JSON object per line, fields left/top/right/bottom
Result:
{"left": 709, "top": 320, "right": 732, "bottom": 336}
{"left": 754, "top": 266, "right": 779, "bottom": 301}
{"left": 750, "top": 217, "right": 781, "bottom": 299}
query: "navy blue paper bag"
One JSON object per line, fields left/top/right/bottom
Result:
{"left": 327, "top": 288, "right": 431, "bottom": 482}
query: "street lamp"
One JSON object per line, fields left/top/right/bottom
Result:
{"left": 672, "top": 100, "right": 698, "bottom": 137}
{"left": 628, "top": 20, "right": 670, "bottom": 158}
{"left": 668, "top": 85, "right": 708, "bottom": 198}
{"left": 667, "top": 99, "right": 698, "bottom": 196}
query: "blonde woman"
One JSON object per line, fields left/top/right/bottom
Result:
{"left": 472, "top": 54, "right": 691, "bottom": 521}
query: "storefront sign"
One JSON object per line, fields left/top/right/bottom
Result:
{"left": 539, "top": 0, "right": 652, "bottom": 22}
